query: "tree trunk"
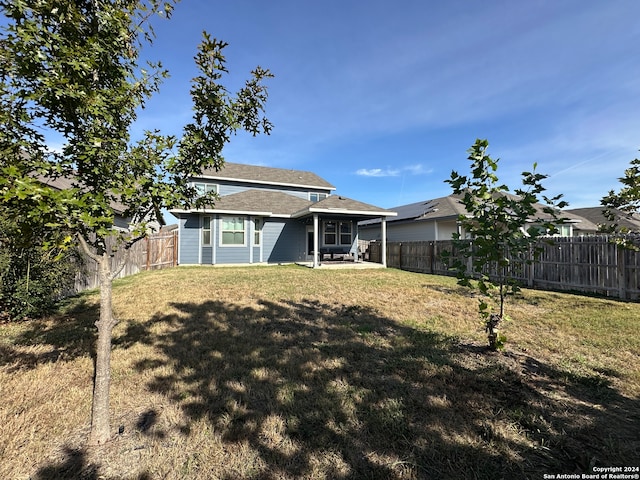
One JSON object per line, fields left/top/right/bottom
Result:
{"left": 88, "top": 253, "right": 118, "bottom": 445}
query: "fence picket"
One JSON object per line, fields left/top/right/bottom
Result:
{"left": 74, "top": 230, "right": 178, "bottom": 292}
{"left": 366, "top": 237, "right": 639, "bottom": 300}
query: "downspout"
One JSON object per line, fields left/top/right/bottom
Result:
{"left": 381, "top": 216, "right": 388, "bottom": 268}
{"left": 313, "top": 214, "right": 319, "bottom": 268}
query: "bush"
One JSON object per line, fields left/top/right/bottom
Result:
{"left": 0, "top": 217, "right": 79, "bottom": 320}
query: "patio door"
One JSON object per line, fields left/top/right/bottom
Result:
{"left": 306, "top": 225, "right": 315, "bottom": 260}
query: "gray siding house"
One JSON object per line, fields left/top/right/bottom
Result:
{"left": 566, "top": 207, "right": 640, "bottom": 234}
{"left": 359, "top": 194, "right": 596, "bottom": 242}
{"left": 170, "top": 163, "right": 397, "bottom": 267}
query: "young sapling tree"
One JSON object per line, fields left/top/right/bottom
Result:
{"left": 444, "top": 139, "right": 567, "bottom": 350}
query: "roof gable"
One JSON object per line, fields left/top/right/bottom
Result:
{"left": 567, "top": 207, "right": 640, "bottom": 231}
{"left": 361, "top": 194, "right": 595, "bottom": 228}
{"left": 295, "top": 195, "right": 397, "bottom": 218}
{"left": 198, "top": 163, "right": 335, "bottom": 191}
{"left": 195, "top": 189, "right": 312, "bottom": 216}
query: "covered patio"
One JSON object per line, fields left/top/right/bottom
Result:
{"left": 292, "top": 195, "right": 397, "bottom": 269}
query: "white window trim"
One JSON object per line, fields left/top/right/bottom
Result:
{"left": 202, "top": 215, "right": 212, "bottom": 246}
{"left": 323, "top": 220, "right": 353, "bottom": 246}
{"left": 339, "top": 221, "right": 353, "bottom": 245}
{"left": 192, "top": 182, "right": 218, "bottom": 197}
{"left": 323, "top": 220, "right": 337, "bottom": 246}
{"left": 252, "top": 218, "right": 262, "bottom": 246}
{"left": 219, "top": 215, "right": 247, "bottom": 247}
{"left": 309, "top": 192, "right": 329, "bottom": 202}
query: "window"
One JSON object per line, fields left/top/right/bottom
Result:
{"left": 340, "top": 221, "right": 352, "bottom": 245}
{"left": 323, "top": 221, "right": 353, "bottom": 245}
{"left": 202, "top": 216, "right": 212, "bottom": 246}
{"left": 556, "top": 224, "right": 571, "bottom": 237}
{"left": 323, "top": 221, "right": 337, "bottom": 245}
{"left": 309, "top": 192, "right": 328, "bottom": 202}
{"left": 193, "top": 182, "right": 217, "bottom": 197}
{"left": 253, "top": 218, "right": 262, "bottom": 246}
{"left": 221, "top": 216, "right": 245, "bottom": 245}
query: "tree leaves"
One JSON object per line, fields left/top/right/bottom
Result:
{"left": 601, "top": 155, "right": 640, "bottom": 250}
{"left": 444, "top": 139, "right": 567, "bottom": 349}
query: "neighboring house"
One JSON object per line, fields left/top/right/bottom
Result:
{"left": 359, "top": 194, "right": 596, "bottom": 242}
{"left": 37, "top": 174, "right": 137, "bottom": 231}
{"left": 169, "top": 163, "right": 397, "bottom": 267}
{"left": 359, "top": 195, "right": 468, "bottom": 242}
{"left": 566, "top": 207, "right": 640, "bottom": 235}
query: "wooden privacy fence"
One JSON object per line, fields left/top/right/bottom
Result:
{"left": 368, "top": 237, "right": 640, "bottom": 300}
{"left": 74, "top": 230, "right": 178, "bottom": 292}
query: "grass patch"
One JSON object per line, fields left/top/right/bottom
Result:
{"left": 1, "top": 265, "right": 638, "bottom": 479}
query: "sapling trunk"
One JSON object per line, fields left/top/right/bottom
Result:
{"left": 88, "top": 253, "right": 118, "bottom": 445}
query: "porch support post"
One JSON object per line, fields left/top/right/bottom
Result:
{"left": 313, "top": 214, "right": 319, "bottom": 268}
{"left": 381, "top": 216, "right": 388, "bottom": 268}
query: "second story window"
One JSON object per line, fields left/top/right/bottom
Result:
{"left": 309, "top": 193, "right": 328, "bottom": 202}
{"left": 193, "top": 182, "right": 217, "bottom": 197}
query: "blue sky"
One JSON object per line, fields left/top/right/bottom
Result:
{"left": 136, "top": 0, "right": 640, "bottom": 213}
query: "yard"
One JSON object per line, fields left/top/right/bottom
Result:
{"left": 1, "top": 265, "right": 638, "bottom": 479}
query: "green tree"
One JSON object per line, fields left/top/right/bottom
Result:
{"left": 601, "top": 154, "right": 640, "bottom": 250}
{"left": 445, "top": 139, "right": 566, "bottom": 350}
{"left": 0, "top": 209, "right": 78, "bottom": 319}
{"left": 0, "top": 0, "right": 272, "bottom": 445}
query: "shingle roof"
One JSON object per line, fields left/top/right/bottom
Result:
{"left": 199, "top": 163, "right": 336, "bottom": 190}
{"left": 297, "top": 195, "right": 397, "bottom": 217}
{"left": 36, "top": 173, "right": 127, "bottom": 214}
{"left": 172, "top": 190, "right": 396, "bottom": 218}
{"left": 204, "top": 189, "right": 313, "bottom": 216}
{"left": 360, "top": 194, "right": 596, "bottom": 228}
{"left": 567, "top": 207, "right": 640, "bottom": 232}
{"left": 360, "top": 195, "right": 467, "bottom": 226}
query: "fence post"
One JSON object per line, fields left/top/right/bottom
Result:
{"left": 145, "top": 236, "right": 150, "bottom": 271}
{"left": 528, "top": 245, "right": 534, "bottom": 288}
{"left": 173, "top": 231, "right": 178, "bottom": 267}
{"left": 617, "top": 244, "right": 627, "bottom": 300}
{"left": 428, "top": 242, "right": 434, "bottom": 274}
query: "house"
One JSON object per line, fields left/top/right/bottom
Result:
{"left": 37, "top": 173, "right": 138, "bottom": 231}
{"left": 566, "top": 207, "right": 640, "bottom": 234}
{"left": 359, "top": 194, "right": 597, "bottom": 242}
{"left": 169, "top": 163, "right": 397, "bottom": 268}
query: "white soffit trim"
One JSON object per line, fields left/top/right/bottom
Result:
{"left": 196, "top": 175, "right": 336, "bottom": 192}
{"left": 171, "top": 208, "right": 274, "bottom": 216}
{"left": 308, "top": 207, "right": 398, "bottom": 216}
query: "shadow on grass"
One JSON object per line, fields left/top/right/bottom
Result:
{"left": 32, "top": 446, "right": 151, "bottom": 480}
{"left": 32, "top": 447, "right": 98, "bottom": 480}
{"left": 133, "top": 298, "right": 638, "bottom": 478}
{"left": 0, "top": 297, "right": 98, "bottom": 372}
{"left": 17, "top": 295, "right": 640, "bottom": 479}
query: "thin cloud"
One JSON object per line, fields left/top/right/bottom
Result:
{"left": 356, "top": 168, "right": 400, "bottom": 177}
{"left": 356, "top": 164, "right": 432, "bottom": 177}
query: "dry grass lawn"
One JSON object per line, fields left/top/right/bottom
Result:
{"left": 1, "top": 265, "right": 639, "bottom": 479}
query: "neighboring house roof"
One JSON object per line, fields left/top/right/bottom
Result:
{"left": 37, "top": 173, "right": 128, "bottom": 215}
{"left": 199, "top": 163, "right": 336, "bottom": 191}
{"left": 360, "top": 194, "right": 468, "bottom": 226}
{"left": 360, "top": 193, "right": 596, "bottom": 229}
{"left": 567, "top": 207, "right": 640, "bottom": 232}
